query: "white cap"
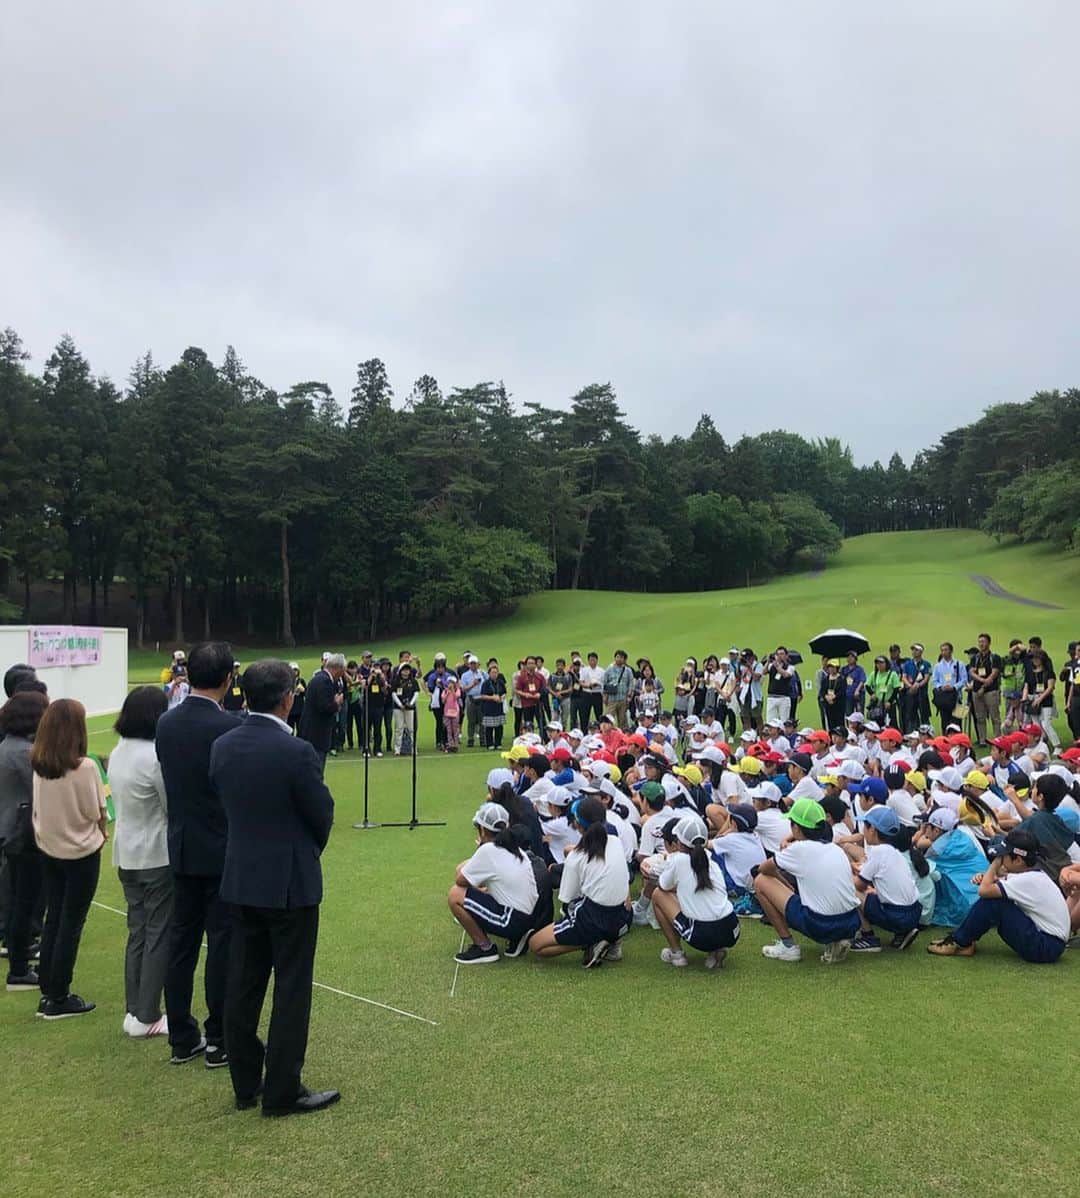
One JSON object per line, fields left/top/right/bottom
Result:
{"left": 847, "top": 711, "right": 865, "bottom": 724}
{"left": 173, "top": 650, "right": 185, "bottom": 660}
{"left": 568, "top": 728, "right": 584, "bottom": 739}
{"left": 486, "top": 768, "right": 515, "bottom": 790}
{"left": 863, "top": 720, "right": 881, "bottom": 733}
{"left": 798, "top": 727, "right": 815, "bottom": 738}
{"left": 739, "top": 730, "right": 757, "bottom": 743}
{"left": 473, "top": 802, "right": 510, "bottom": 832}
{"left": 586, "top": 760, "right": 612, "bottom": 779}
{"left": 289, "top": 661, "right": 299, "bottom": 670}
{"left": 546, "top": 786, "right": 572, "bottom": 808}
{"left": 693, "top": 745, "right": 728, "bottom": 765}
{"left": 683, "top": 716, "right": 700, "bottom": 729}
{"left": 903, "top": 729, "right": 920, "bottom": 741}
{"left": 660, "top": 773, "right": 682, "bottom": 800}
{"left": 836, "top": 760, "right": 867, "bottom": 781}
{"left": 927, "top": 807, "right": 959, "bottom": 831}
{"left": 547, "top": 721, "right": 563, "bottom": 733}
{"left": 673, "top": 814, "right": 709, "bottom": 847}
{"left": 928, "top": 766, "right": 964, "bottom": 791}
{"left": 749, "top": 782, "right": 783, "bottom": 804}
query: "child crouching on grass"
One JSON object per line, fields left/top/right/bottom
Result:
{"left": 850, "top": 805, "right": 924, "bottom": 953}
{"left": 927, "top": 829, "right": 1071, "bottom": 962}
{"left": 448, "top": 803, "right": 540, "bottom": 964}
{"left": 753, "top": 797, "right": 863, "bottom": 965}
{"left": 530, "top": 796, "right": 632, "bottom": 969}
{"left": 652, "top": 815, "right": 740, "bottom": 970}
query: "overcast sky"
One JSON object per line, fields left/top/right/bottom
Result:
{"left": 3, "top": 2, "right": 1078, "bottom": 461}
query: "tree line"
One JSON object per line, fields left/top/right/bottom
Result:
{"left": 1, "top": 328, "right": 1075, "bottom": 645}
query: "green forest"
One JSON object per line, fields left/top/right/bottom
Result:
{"left": 1, "top": 328, "right": 1077, "bottom": 644}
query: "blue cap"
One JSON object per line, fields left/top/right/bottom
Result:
{"left": 863, "top": 805, "right": 901, "bottom": 835}
{"left": 854, "top": 776, "right": 889, "bottom": 804}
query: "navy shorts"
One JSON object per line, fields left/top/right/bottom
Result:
{"left": 554, "top": 897, "right": 631, "bottom": 947}
{"left": 463, "top": 887, "right": 534, "bottom": 942}
{"left": 785, "top": 895, "right": 861, "bottom": 944}
{"left": 864, "top": 893, "right": 922, "bottom": 934}
{"left": 672, "top": 910, "right": 741, "bottom": 952}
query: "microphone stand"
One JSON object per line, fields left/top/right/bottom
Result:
{"left": 380, "top": 699, "right": 445, "bottom": 830}
{"left": 352, "top": 685, "right": 379, "bottom": 830}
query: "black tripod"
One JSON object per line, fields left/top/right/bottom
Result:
{"left": 354, "top": 700, "right": 445, "bottom": 831}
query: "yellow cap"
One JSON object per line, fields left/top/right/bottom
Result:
{"left": 964, "top": 769, "right": 990, "bottom": 790}
{"left": 608, "top": 764, "right": 623, "bottom": 785}
{"left": 733, "top": 756, "right": 762, "bottom": 777}
{"left": 674, "top": 764, "right": 703, "bottom": 786}
{"left": 500, "top": 744, "right": 530, "bottom": 762}
{"left": 906, "top": 770, "right": 927, "bottom": 792}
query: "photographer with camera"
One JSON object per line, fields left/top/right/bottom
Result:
{"left": 965, "top": 634, "right": 1002, "bottom": 744}
{"left": 764, "top": 646, "right": 795, "bottom": 728}
{"left": 1021, "top": 647, "right": 1060, "bottom": 751}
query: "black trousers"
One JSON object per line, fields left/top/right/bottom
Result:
{"left": 165, "top": 873, "right": 232, "bottom": 1052}
{"left": 225, "top": 903, "right": 319, "bottom": 1111}
{"left": 346, "top": 703, "right": 365, "bottom": 749}
{"left": 39, "top": 850, "right": 100, "bottom": 1001}
{"left": 4, "top": 849, "right": 44, "bottom": 976}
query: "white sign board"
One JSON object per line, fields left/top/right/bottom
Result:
{"left": 1, "top": 625, "right": 128, "bottom": 716}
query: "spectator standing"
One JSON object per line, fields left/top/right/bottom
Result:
{"left": 764, "top": 647, "right": 796, "bottom": 727}
{"left": 108, "top": 686, "right": 172, "bottom": 1038}
{"left": 737, "top": 651, "right": 763, "bottom": 731}
{"left": 479, "top": 663, "right": 508, "bottom": 750}
{"left": 842, "top": 651, "right": 866, "bottom": 717}
{"left": 548, "top": 658, "right": 574, "bottom": 728}
{"left": 391, "top": 663, "right": 420, "bottom": 755}
{"left": 0, "top": 690, "right": 48, "bottom": 992}
{"left": 298, "top": 653, "right": 345, "bottom": 774}
{"left": 1061, "top": 642, "right": 1080, "bottom": 743}
{"left": 31, "top": 698, "right": 107, "bottom": 1020}
{"left": 819, "top": 658, "right": 844, "bottom": 730}
{"left": 459, "top": 655, "right": 485, "bottom": 748}
{"left": 602, "top": 649, "right": 634, "bottom": 729}
{"left": 363, "top": 659, "right": 389, "bottom": 758}
{"left": 155, "top": 641, "right": 241, "bottom": 1067}
{"left": 579, "top": 652, "right": 604, "bottom": 726}
{"left": 967, "top": 633, "right": 1002, "bottom": 743}
{"left": 865, "top": 655, "right": 901, "bottom": 727}
{"left": 514, "top": 657, "right": 546, "bottom": 734}
{"left": 423, "top": 654, "right": 456, "bottom": 751}
{"left": 900, "top": 644, "right": 931, "bottom": 731}
{"left": 286, "top": 663, "right": 306, "bottom": 733}
{"left": 931, "top": 642, "right": 968, "bottom": 732}
{"left": 222, "top": 662, "right": 245, "bottom": 713}
{"left": 1022, "top": 648, "right": 1060, "bottom": 750}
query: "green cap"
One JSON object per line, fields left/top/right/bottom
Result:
{"left": 638, "top": 781, "right": 665, "bottom": 803}
{"left": 787, "top": 797, "right": 827, "bottom": 830}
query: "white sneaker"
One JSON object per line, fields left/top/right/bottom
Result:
{"left": 125, "top": 1014, "right": 169, "bottom": 1038}
{"left": 660, "top": 947, "right": 688, "bottom": 967}
{"left": 605, "top": 941, "right": 623, "bottom": 962}
{"left": 704, "top": 948, "right": 728, "bottom": 970}
{"left": 646, "top": 908, "right": 661, "bottom": 930}
{"left": 761, "top": 941, "right": 802, "bottom": 962}
{"left": 821, "top": 939, "right": 852, "bottom": 965}
{"left": 632, "top": 907, "right": 651, "bottom": 927}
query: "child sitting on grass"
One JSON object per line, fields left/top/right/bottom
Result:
{"left": 753, "top": 797, "right": 863, "bottom": 965}
{"left": 928, "top": 830, "right": 1070, "bottom": 962}
{"left": 851, "top": 806, "right": 924, "bottom": 953}
{"left": 652, "top": 815, "right": 740, "bottom": 970}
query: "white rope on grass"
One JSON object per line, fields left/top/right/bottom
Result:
{"left": 90, "top": 900, "right": 438, "bottom": 1027}
{"left": 449, "top": 928, "right": 467, "bottom": 998}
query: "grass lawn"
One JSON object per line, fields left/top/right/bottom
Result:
{"left": 4, "top": 531, "right": 1077, "bottom": 1196}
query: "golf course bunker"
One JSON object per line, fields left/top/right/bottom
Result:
{"left": 968, "top": 574, "right": 1064, "bottom": 610}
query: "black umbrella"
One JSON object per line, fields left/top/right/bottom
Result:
{"left": 786, "top": 650, "right": 804, "bottom": 665}
{"left": 808, "top": 629, "right": 871, "bottom": 658}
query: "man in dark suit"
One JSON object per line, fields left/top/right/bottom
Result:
{"left": 298, "top": 652, "right": 345, "bottom": 774}
{"left": 210, "top": 659, "right": 339, "bottom": 1117}
{"left": 155, "top": 641, "right": 241, "bottom": 1068}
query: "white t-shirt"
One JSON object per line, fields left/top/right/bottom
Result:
{"left": 860, "top": 843, "right": 919, "bottom": 907}
{"left": 710, "top": 830, "right": 766, "bottom": 889}
{"left": 999, "top": 869, "right": 1071, "bottom": 941}
{"left": 606, "top": 809, "right": 638, "bottom": 862}
{"left": 659, "top": 851, "right": 734, "bottom": 921}
{"left": 639, "top": 809, "right": 677, "bottom": 858}
{"left": 754, "top": 806, "right": 791, "bottom": 854}
{"left": 579, "top": 665, "right": 604, "bottom": 693}
{"left": 559, "top": 835, "right": 630, "bottom": 907}
{"left": 461, "top": 842, "right": 539, "bottom": 913}
{"left": 929, "top": 785, "right": 961, "bottom": 813}
{"left": 715, "top": 771, "right": 747, "bottom": 806}
{"left": 542, "top": 816, "right": 580, "bottom": 864}
{"left": 809, "top": 753, "right": 833, "bottom": 781}
{"left": 774, "top": 839, "right": 859, "bottom": 915}
{"left": 789, "top": 775, "right": 825, "bottom": 803}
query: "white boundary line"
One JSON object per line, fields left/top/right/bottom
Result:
{"left": 90, "top": 900, "right": 438, "bottom": 1027}
{"left": 449, "top": 929, "right": 467, "bottom": 998}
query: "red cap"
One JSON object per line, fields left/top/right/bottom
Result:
{"left": 878, "top": 728, "right": 903, "bottom": 743}
{"left": 746, "top": 742, "right": 769, "bottom": 758}
{"left": 626, "top": 733, "right": 648, "bottom": 749}
{"left": 763, "top": 751, "right": 785, "bottom": 764}
{"left": 1008, "top": 732, "right": 1030, "bottom": 747}
{"left": 550, "top": 747, "right": 573, "bottom": 762}
{"left": 932, "top": 737, "right": 952, "bottom": 751}
{"left": 593, "top": 750, "right": 617, "bottom": 765}
{"left": 989, "top": 736, "right": 1012, "bottom": 750}
{"left": 892, "top": 759, "right": 912, "bottom": 773}
{"left": 1060, "top": 746, "right": 1080, "bottom": 762}
{"left": 949, "top": 733, "right": 971, "bottom": 748}
{"left": 714, "top": 741, "right": 732, "bottom": 756}
{"left": 1021, "top": 724, "right": 1043, "bottom": 738}
{"left": 807, "top": 729, "right": 831, "bottom": 743}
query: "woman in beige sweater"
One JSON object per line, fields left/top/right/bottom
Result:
{"left": 31, "top": 699, "right": 107, "bottom": 1020}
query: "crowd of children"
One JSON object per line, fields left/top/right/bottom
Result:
{"left": 447, "top": 703, "right": 1080, "bottom": 969}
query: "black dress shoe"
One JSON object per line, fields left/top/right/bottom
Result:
{"left": 235, "top": 1084, "right": 264, "bottom": 1111}
{"left": 262, "top": 1087, "right": 341, "bottom": 1118}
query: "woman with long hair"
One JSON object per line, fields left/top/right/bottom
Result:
{"left": 31, "top": 699, "right": 107, "bottom": 1020}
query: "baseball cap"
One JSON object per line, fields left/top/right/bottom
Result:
{"left": 806, "top": 729, "right": 830, "bottom": 743}
{"left": 949, "top": 733, "right": 972, "bottom": 749}
{"left": 1060, "top": 747, "right": 1080, "bottom": 763}
{"left": 173, "top": 650, "right": 186, "bottom": 660}
{"left": 847, "top": 711, "right": 865, "bottom": 725}
{"left": 835, "top": 759, "right": 867, "bottom": 782}
{"left": 910, "top": 642, "right": 925, "bottom": 652}
{"left": 500, "top": 744, "right": 530, "bottom": 762}
{"left": 626, "top": 733, "right": 648, "bottom": 749}
{"left": 964, "top": 769, "right": 991, "bottom": 791}
{"left": 1022, "top": 724, "right": 1043, "bottom": 737}
{"left": 727, "top": 803, "right": 758, "bottom": 831}
{"left": 474, "top": 802, "right": 510, "bottom": 832}
{"left": 863, "top": 720, "right": 881, "bottom": 733}
{"left": 918, "top": 724, "right": 934, "bottom": 735}
{"left": 547, "top": 720, "right": 563, "bottom": 733}
{"left": 693, "top": 745, "right": 728, "bottom": 765}
{"left": 927, "top": 807, "right": 959, "bottom": 832}
{"left": 485, "top": 768, "right": 514, "bottom": 790}
{"left": 683, "top": 715, "right": 700, "bottom": 729}
{"left": 863, "top": 805, "right": 901, "bottom": 836}
{"left": 550, "top": 747, "right": 573, "bottom": 763}
{"left": 733, "top": 756, "right": 762, "bottom": 777}
{"left": 853, "top": 777, "right": 889, "bottom": 804}
{"left": 749, "top": 781, "right": 783, "bottom": 805}
{"left": 787, "top": 751, "right": 813, "bottom": 773}
{"left": 906, "top": 770, "right": 928, "bottom": 793}
{"left": 883, "top": 765, "right": 907, "bottom": 791}
{"left": 673, "top": 764, "right": 703, "bottom": 787}
{"left": 989, "top": 736, "right": 1013, "bottom": 750}
{"left": 568, "top": 728, "right": 584, "bottom": 740}
{"left": 739, "top": 730, "right": 757, "bottom": 743}
{"left": 638, "top": 781, "right": 665, "bottom": 805}
{"left": 673, "top": 814, "right": 709, "bottom": 847}
{"left": 586, "top": 759, "right": 612, "bottom": 779}
{"left": 928, "top": 766, "right": 964, "bottom": 791}
{"left": 787, "top": 797, "right": 827, "bottom": 829}
{"left": 546, "top": 785, "right": 573, "bottom": 808}
{"left": 878, "top": 728, "right": 903, "bottom": 744}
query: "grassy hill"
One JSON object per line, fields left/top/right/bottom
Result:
{"left": 7, "top": 530, "right": 1077, "bottom": 1198}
